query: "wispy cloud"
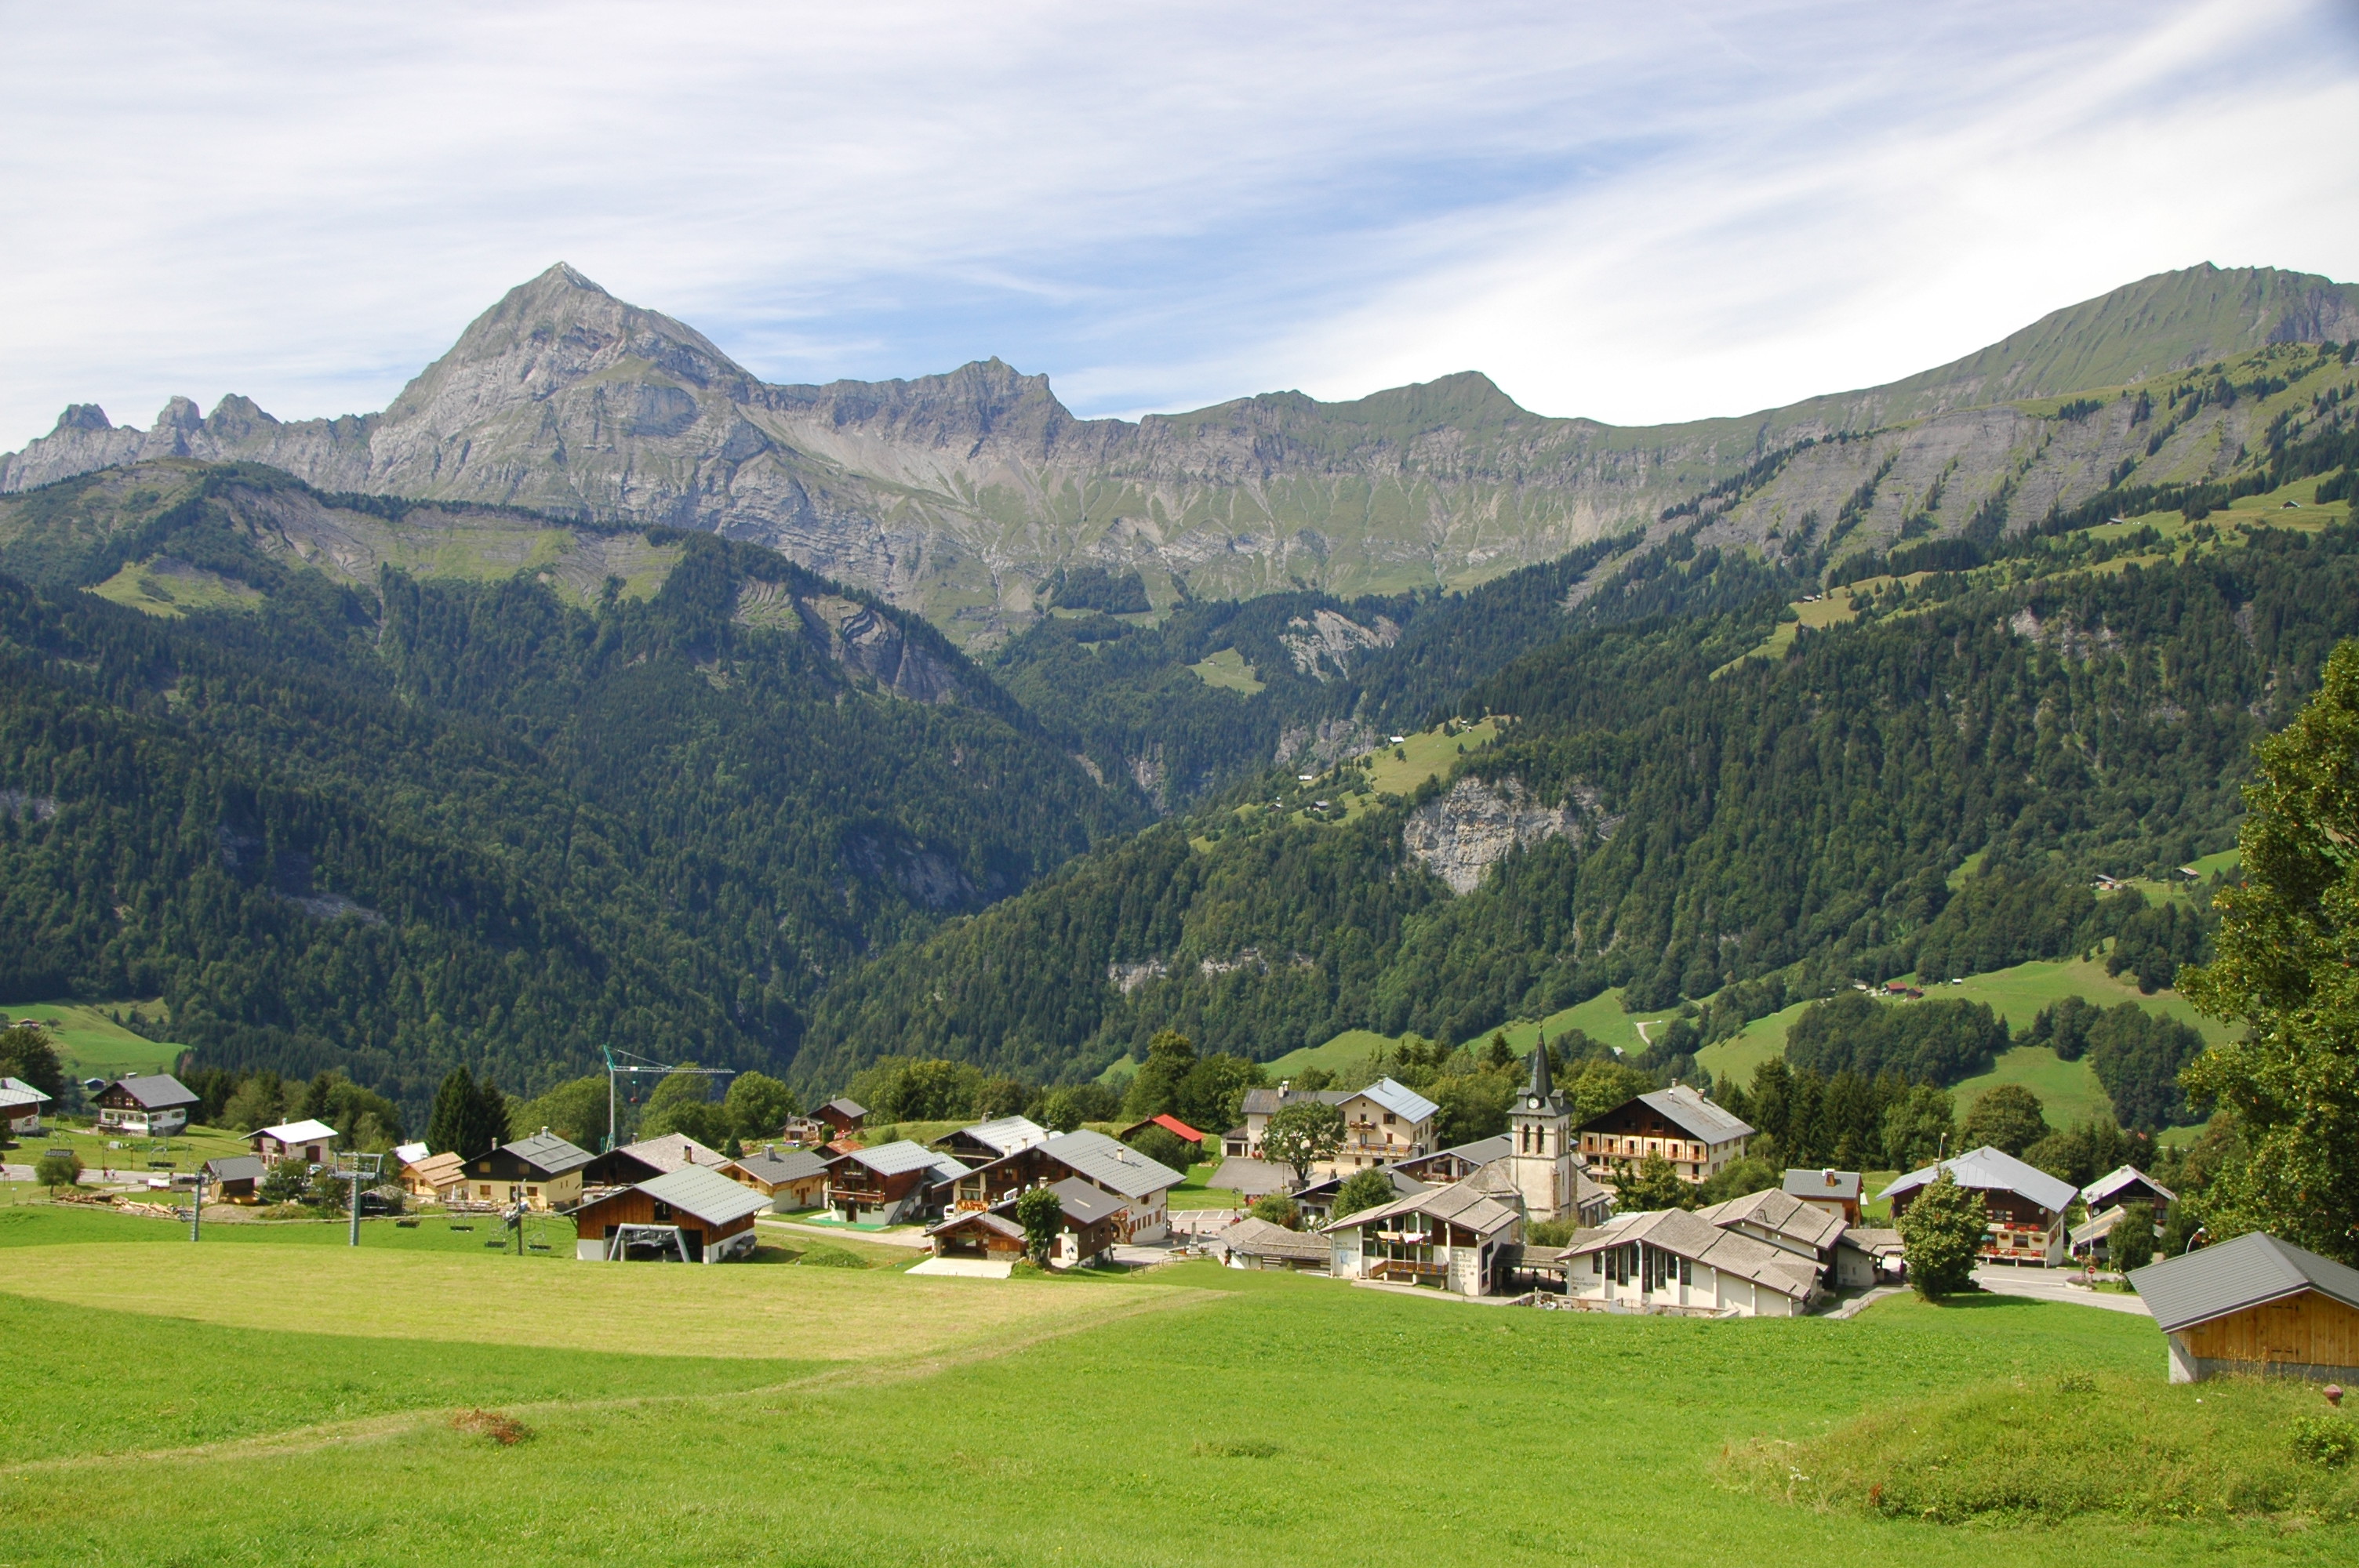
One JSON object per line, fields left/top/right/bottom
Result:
{"left": 1, "top": 1, "right": 2352, "bottom": 447}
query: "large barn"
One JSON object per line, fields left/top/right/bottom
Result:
{"left": 2130, "top": 1232, "right": 2359, "bottom": 1384}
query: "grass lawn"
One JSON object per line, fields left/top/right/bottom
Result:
{"left": 3, "top": 1228, "right": 2348, "bottom": 1566}
{"left": 3, "top": 1000, "right": 189, "bottom": 1077}
{"left": 6, "top": 1119, "right": 257, "bottom": 1179}
{"left": 1165, "top": 1160, "right": 1243, "bottom": 1210}
{"left": 1186, "top": 646, "right": 1265, "bottom": 694}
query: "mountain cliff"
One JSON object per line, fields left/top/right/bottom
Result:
{"left": 7, "top": 262, "right": 2354, "bottom": 646}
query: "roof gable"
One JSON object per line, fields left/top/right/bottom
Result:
{"left": 499, "top": 1131, "right": 594, "bottom": 1177}
{"left": 256, "top": 1119, "right": 340, "bottom": 1145}
{"left": 1035, "top": 1129, "right": 1183, "bottom": 1198}
{"left": 948, "top": 1116, "right": 1052, "bottom": 1156}
{"left": 1346, "top": 1077, "right": 1442, "bottom": 1125}
{"left": 104, "top": 1073, "right": 199, "bottom": 1110}
{"left": 634, "top": 1163, "right": 772, "bottom": 1227}
{"left": 848, "top": 1139, "right": 969, "bottom": 1181}
{"left": 1878, "top": 1145, "right": 2077, "bottom": 1215}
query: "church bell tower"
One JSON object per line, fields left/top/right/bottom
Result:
{"left": 1508, "top": 1034, "right": 1575, "bottom": 1223}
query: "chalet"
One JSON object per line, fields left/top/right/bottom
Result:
{"left": 1295, "top": 1167, "right": 1426, "bottom": 1229}
{"left": 453, "top": 1130, "right": 595, "bottom": 1211}
{"left": 92, "top": 1074, "right": 201, "bottom": 1137}
{"left": 723, "top": 1147, "right": 837, "bottom": 1211}
{"left": 1, "top": 1076, "right": 52, "bottom": 1136}
{"left": 571, "top": 1163, "right": 768, "bottom": 1263}
{"left": 1558, "top": 1207, "right": 1821, "bottom": 1316}
{"left": 932, "top": 1116, "right": 1051, "bottom": 1167}
{"left": 2070, "top": 1205, "right": 2151, "bottom": 1265}
{"left": 203, "top": 1155, "right": 267, "bottom": 1203}
{"left": 1783, "top": 1167, "right": 1863, "bottom": 1225}
{"left": 1037, "top": 1177, "right": 1129, "bottom": 1267}
{"left": 2131, "top": 1232, "right": 2359, "bottom": 1384}
{"left": 576, "top": 1145, "right": 668, "bottom": 1195}
{"left": 1216, "top": 1214, "right": 1330, "bottom": 1272}
{"left": 943, "top": 1129, "right": 1185, "bottom": 1241}
{"left": 1117, "top": 1113, "right": 1207, "bottom": 1151}
{"left": 1695, "top": 1185, "right": 1888, "bottom": 1290}
{"left": 1323, "top": 1180, "right": 1523, "bottom": 1297}
{"left": 2082, "top": 1165, "right": 2175, "bottom": 1224}
{"left": 829, "top": 1140, "right": 969, "bottom": 1225}
{"left": 617, "top": 1132, "right": 727, "bottom": 1173}
{"left": 1576, "top": 1085, "right": 1753, "bottom": 1185}
{"left": 1234, "top": 1078, "right": 1440, "bottom": 1173}
{"left": 251, "top": 1120, "right": 339, "bottom": 1166}
{"left": 1880, "top": 1145, "right": 2077, "bottom": 1266}
{"left": 925, "top": 1207, "right": 1028, "bottom": 1263}
{"left": 815, "top": 1098, "right": 867, "bottom": 1136}
{"left": 1390, "top": 1134, "right": 1511, "bottom": 1185}
{"left": 398, "top": 1150, "right": 465, "bottom": 1200}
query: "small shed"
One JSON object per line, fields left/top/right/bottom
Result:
{"left": 1216, "top": 1215, "right": 1329, "bottom": 1272}
{"left": 203, "top": 1155, "right": 267, "bottom": 1203}
{"left": 2130, "top": 1232, "right": 2359, "bottom": 1384}
{"left": 928, "top": 1207, "right": 1029, "bottom": 1261}
{"left": 571, "top": 1163, "right": 769, "bottom": 1262}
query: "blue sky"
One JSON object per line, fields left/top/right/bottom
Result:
{"left": 2, "top": 1, "right": 2355, "bottom": 450}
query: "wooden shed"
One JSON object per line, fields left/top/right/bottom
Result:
{"left": 2131, "top": 1232, "right": 2359, "bottom": 1384}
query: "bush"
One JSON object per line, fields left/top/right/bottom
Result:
{"left": 1016, "top": 1185, "right": 1065, "bottom": 1263}
{"left": 33, "top": 1150, "right": 81, "bottom": 1189}
{"left": 1250, "top": 1194, "right": 1300, "bottom": 1229}
{"left": 1896, "top": 1171, "right": 1986, "bottom": 1298}
{"left": 256, "top": 1159, "right": 310, "bottom": 1206}
{"left": 2292, "top": 1415, "right": 2358, "bottom": 1469}
{"left": 1960, "top": 1083, "right": 2048, "bottom": 1156}
{"left": 1329, "top": 1167, "right": 1395, "bottom": 1221}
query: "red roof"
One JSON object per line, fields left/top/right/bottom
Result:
{"left": 1147, "top": 1114, "right": 1205, "bottom": 1142}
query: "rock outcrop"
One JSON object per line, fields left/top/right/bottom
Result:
{"left": 1402, "top": 775, "right": 1608, "bottom": 895}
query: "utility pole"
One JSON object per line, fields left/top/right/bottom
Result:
{"left": 336, "top": 1150, "right": 382, "bottom": 1247}
{"left": 189, "top": 1163, "right": 204, "bottom": 1242}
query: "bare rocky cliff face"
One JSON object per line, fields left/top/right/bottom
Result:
{"left": 9, "top": 261, "right": 2354, "bottom": 646}
{"left": 1402, "top": 775, "right": 1608, "bottom": 895}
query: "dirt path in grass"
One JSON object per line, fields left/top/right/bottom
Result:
{"left": 0, "top": 1282, "right": 1213, "bottom": 1477}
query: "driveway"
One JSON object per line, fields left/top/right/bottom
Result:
{"left": 1972, "top": 1265, "right": 2152, "bottom": 1316}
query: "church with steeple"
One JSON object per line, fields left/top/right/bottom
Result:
{"left": 1506, "top": 1036, "right": 1579, "bottom": 1224}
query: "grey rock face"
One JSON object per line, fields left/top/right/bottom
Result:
{"left": 1402, "top": 775, "right": 1605, "bottom": 895}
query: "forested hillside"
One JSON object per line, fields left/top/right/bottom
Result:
{"left": 0, "top": 472, "right": 1142, "bottom": 1112}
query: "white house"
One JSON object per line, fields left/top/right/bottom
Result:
{"left": 250, "top": 1119, "right": 340, "bottom": 1165}
{"left": 1, "top": 1076, "right": 53, "bottom": 1136}
{"left": 1558, "top": 1207, "right": 1821, "bottom": 1317}
{"left": 1233, "top": 1077, "right": 1441, "bottom": 1174}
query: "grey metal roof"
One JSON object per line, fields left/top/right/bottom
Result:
{"left": 1878, "top": 1145, "right": 2077, "bottom": 1215}
{"left": 1241, "top": 1076, "right": 1441, "bottom": 1126}
{"left": 1319, "top": 1176, "right": 1521, "bottom": 1238}
{"left": 1635, "top": 1085, "right": 1755, "bottom": 1144}
{"left": 730, "top": 1149, "right": 836, "bottom": 1185}
{"left": 846, "top": 1138, "right": 970, "bottom": 1181}
{"left": 948, "top": 1116, "right": 1051, "bottom": 1156}
{"left": 0, "top": 1076, "right": 54, "bottom": 1108}
{"left": 1042, "top": 1176, "right": 1128, "bottom": 1226}
{"left": 1696, "top": 1187, "right": 1847, "bottom": 1253}
{"left": 2131, "top": 1231, "right": 2359, "bottom": 1333}
{"left": 1783, "top": 1167, "right": 1863, "bottom": 1202}
{"left": 634, "top": 1163, "right": 772, "bottom": 1227}
{"left": 2083, "top": 1165, "right": 2177, "bottom": 1207}
{"left": 820, "top": 1098, "right": 867, "bottom": 1118}
{"left": 500, "top": 1131, "right": 594, "bottom": 1177}
{"left": 104, "top": 1073, "right": 200, "bottom": 1110}
{"left": 204, "top": 1156, "right": 267, "bottom": 1181}
{"left": 1349, "top": 1077, "right": 1441, "bottom": 1125}
{"left": 1037, "top": 1129, "right": 1183, "bottom": 1199}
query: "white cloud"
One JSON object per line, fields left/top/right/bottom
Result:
{"left": 0, "top": 1, "right": 2352, "bottom": 448}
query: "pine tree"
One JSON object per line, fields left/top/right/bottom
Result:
{"left": 426, "top": 1068, "right": 477, "bottom": 1156}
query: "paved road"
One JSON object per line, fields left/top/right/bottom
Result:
{"left": 1972, "top": 1265, "right": 2152, "bottom": 1316}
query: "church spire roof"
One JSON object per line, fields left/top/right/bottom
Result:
{"left": 1529, "top": 1034, "right": 1554, "bottom": 1102}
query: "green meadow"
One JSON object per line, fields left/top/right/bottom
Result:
{"left": 0, "top": 1207, "right": 2350, "bottom": 1565}
{"left": 4, "top": 1000, "right": 188, "bottom": 1078}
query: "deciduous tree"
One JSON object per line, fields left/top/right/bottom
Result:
{"left": 1015, "top": 1186, "right": 1064, "bottom": 1265}
{"left": 1263, "top": 1102, "right": 1344, "bottom": 1187}
{"left": 1898, "top": 1171, "right": 1986, "bottom": 1298}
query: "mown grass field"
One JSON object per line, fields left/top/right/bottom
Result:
{"left": 4, "top": 1000, "right": 188, "bottom": 1078}
{"left": 2, "top": 1210, "right": 2350, "bottom": 1566}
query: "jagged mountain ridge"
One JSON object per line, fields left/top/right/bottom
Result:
{"left": 6, "top": 261, "right": 2354, "bottom": 646}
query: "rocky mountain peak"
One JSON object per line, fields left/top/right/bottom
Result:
{"left": 53, "top": 404, "right": 114, "bottom": 434}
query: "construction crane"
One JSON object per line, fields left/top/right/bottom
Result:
{"left": 599, "top": 1046, "right": 736, "bottom": 1152}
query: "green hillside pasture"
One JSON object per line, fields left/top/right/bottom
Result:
{"left": 5, "top": 1256, "right": 2341, "bottom": 1566}
{"left": 0, "top": 1291, "right": 805, "bottom": 1466}
{"left": 1187, "top": 647, "right": 1266, "bottom": 694}
{"left": 7, "top": 1120, "right": 255, "bottom": 1175}
{"left": 1952, "top": 1046, "right": 2114, "bottom": 1131}
{"left": 5, "top": 1000, "right": 188, "bottom": 1077}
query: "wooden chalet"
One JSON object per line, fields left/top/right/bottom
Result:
{"left": 828, "top": 1140, "right": 969, "bottom": 1225}
{"left": 576, "top": 1145, "right": 667, "bottom": 1195}
{"left": 2, "top": 1075, "right": 53, "bottom": 1136}
{"left": 250, "top": 1119, "right": 339, "bottom": 1166}
{"left": 943, "top": 1129, "right": 1184, "bottom": 1241}
{"left": 932, "top": 1116, "right": 1051, "bottom": 1167}
{"left": 926, "top": 1207, "right": 1028, "bottom": 1262}
{"left": 1783, "top": 1167, "right": 1863, "bottom": 1225}
{"left": 722, "top": 1147, "right": 837, "bottom": 1210}
{"left": 571, "top": 1163, "right": 769, "bottom": 1263}
{"left": 92, "top": 1073, "right": 200, "bottom": 1136}
{"left": 1116, "top": 1113, "right": 1206, "bottom": 1150}
{"left": 616, "top": 1132, "right": 727, "bottom": 1173}
{"left": 1880, "top": 1145, "right": 2077, "bottom": 1266}
{"left": 2082, "top": 1165, "right": 2175, "bottom": 1224}
{"left": 1322, "top": 1180, "right": 1523, "bottom": 1297}
{"left": 453, "top": 1130, "right": 595, "bottom": 1211}
{"left": 203, "top": 1156, "right": 267, "bottom": 1203}
{"left": 2132, "top": 1232, "right": 2359, "bottom": 1384}
{"left": 1576, "top": 1085, "right": 1753, "bottom": 1185}
{"left": 815, "top": 1098, "right": 868, "bottom": 1136}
